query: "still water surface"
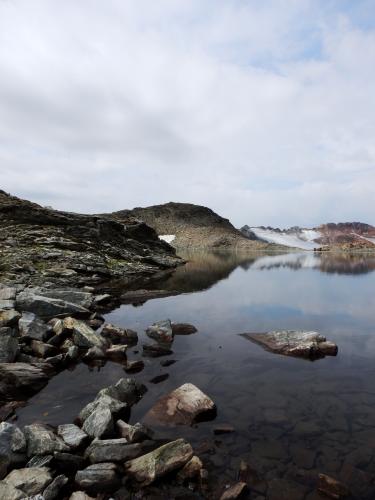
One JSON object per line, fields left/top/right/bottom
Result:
{"left": 18, "top": 251, "right": 375, "bottom": 499}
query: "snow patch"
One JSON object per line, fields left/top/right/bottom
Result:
{"left": 250, "top": 227, "right": 321, "bottom": 250}
{"left": 159, "top": 234, "right": 176, "bottom": 244}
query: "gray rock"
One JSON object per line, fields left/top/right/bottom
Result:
{"left": 63, "top": 318, "right": 107, "bottom": 349}
{"left": 83, "top": 407, "right": 113, "bottom": 439}
{"left": 0, "top": 287, "right": 16, "bottom": 301}
{"left": 146, "top": 319, "right": 173, "bottom": 343}
{"left": 16, "top": 290, "right": 90, "bottom": 318}
{"left": 83, "top": 346, "right": 106, "bottom": 361}
{"left": 0, "top": 482, "right": 24, "bottom": 500}
{"left": 0, "top": 422, "right": 26, "bottom": 477}
{"left": 101, "top": 323, "right": 138, "bottom": 345}
{"left": 96, "top": 377, "right": 146, "bottom": 406}
{"left": 79, "top": 395, "right": 127, "bottom": 423}
{"left": 19, "top": 312, "right": 49, "bottom": 341}
{"left": 75, "top": 463, "right": 120, "bottom": 493}
{"left": 241, "top": 330, "right": 338, "bottom": 359}
{"left": 57, "top": 424, "right": 88, "bottom": 449}
{"left": 105, "top": 345, "right": 127, "bottom": 360}
{"left": 116, "top": 420, "right": 153, "bottom": 443}
{"left": 27, "top": 454, "right": 53, "bottom": 468}
{"left": 0, "top": 327, "right": 19, "bottom": 362}
{"left": 0, "top": 309, "right": 21, "bottom": 328}
{"left": 24, "top": 423, "right": 69, "bottom": 456}
{"left": 0, "top": 362, "right": 51, "bottom": 399}
{"left": 43, "top": 474, "right": 68, "bottom": 500}
{"left": 4, "top": 467, "right": 52, "bottom": 496}
{"left": 124, "top": 438, "right": 193, "bottom": 486}
{"left": 30, "top": 340, "right": 58, "bottom": 358}
{"left": 145, "top": 383, "right": 216, "bottom": 426}
{"left": 53, "top": 452, "right": 85, "bottom": 470}
{"left": 0, "top": 300, "right": 15, "bottom": 310}
{"left": 34, "top": 288, "right": 93, "bottom": 309}
{"left": 85, "top": 438, "right": 156, "bottom": 463}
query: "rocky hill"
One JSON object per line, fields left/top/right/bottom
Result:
{"left": 242, "top": 222, "right": 375, "bottom": 250}
{"left": 110, "top": 202, "right": 280, "bottom": 250}
{"left": 0, "top": 190, "right": 181, "bottom": 288}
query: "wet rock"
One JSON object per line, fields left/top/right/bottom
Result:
{"left": 85, "top": 438, "right": 157, "bottom": 463}
{"left": 75, "top": 462, "right": 120, "bottom": 493}
{"left": 220, "top": 482, "right": 247, "bottom": 499}
{"left": 146, "top": 319, "right": 173, "bottom": 343}
{"left": 149, "top": 373, "right": 169, "bottom": 384}
{"left": 317, "top": 473, "right": 350, "bottom": 499}
{"left": 0, "top": 362, "right": 51, "bottom": 399}
{"left": 43, "top": 474, "right": 68, "bottom": 500}
{"left": 96, "top": 377, "right": 146, "bottom": 406}
{"left": 101, "top": 324, "right": 138, "bottom": 345}
{"left": 24, "top": 423, "right": 69, "bottom": 456}
{"left": 0, "top": 482, "right": 24, "bottom": 499}
{"left": 83, "top": 346, "right": 106, "bottom": 361}
{"left": 19, "top": 312, "right": 49, "bottom": 341}
{"left": 4, "top": 467, "right": 52, "bottom": 496}
{"left": 124, "top": 438, "right": 193, "bottom": 486}
{"left": 116, "top": 421, "right": 153, "bottom": 443}
{"left": 30, "top": 340, "right": 58, "bottom": 358}
{"left": 0, "top": 309, "right": 21, "bottom": 328}
{"left": 145, "top": 383, "right": 216, "bottom": 426}
{"left": 0, "top": 422, "right": 26, "bottom": 477}
{"left": 177, "top": 455, "right": 203, "bottom": 482}
{"left": 338, "top": 463, "right": 372, "bottom": 498}
{"left": 57, "top": 424, "right": 88, "bottom": 449}
{"left": 241, "top": 330, "right": 338, "bottom": 359}
{"left": 124, "top": 360, "right": 144, "bottom": 373}
{"left": 82, "top": 407, "right": 114, "bottom": 439}
{"left": 0, "top": 327, "right": 19, "bottom": 362}
{"left": 16, "top": 290, "right": 90, "bottom": 318}
{"left": 142, "top": 343, "right": 173, "bottom": 357}
{"left": 171, "top": 323, "right": 198, "bottom": 335}
{"left": 105, "top": 345, "right": 127, "bottom": 361}
{"left": 78, "top": 394, "right": 127, "bottom": 423}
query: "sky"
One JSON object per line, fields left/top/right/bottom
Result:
{"left": 0, "top": 0, "right": 374, "bottom": 228}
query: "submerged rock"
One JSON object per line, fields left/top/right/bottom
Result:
{"left": 317, "top": 473, "right": 350, "bottom": 499}
{"left": 241, "top": 330, "right": 338, "bottom": 359}
{"left": 124, "top": 438, "right": 193, "bottom": 486}
{"left": 142, "top": 343, "right": 173, "bottom": 357}
{"left": 146, "top": 319, "right": 173, "bottom": 343}
{"left": 43, "top": 474, "right": 69, "bottom": 500}
{"left": 3, "top": 466, "right": 52, "bottom": 496}
{"left": 171, "top": 323, "right": 198, "bottom": 335}
{"left": 145, "top": 383, "right": 216, "bottom": 426}
{"left": 220, "top": 482, "right": 247, "bottom": 500}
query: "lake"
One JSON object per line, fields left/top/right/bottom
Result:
{"left": 17, "top": 251, "right": 375, "bottom": 499}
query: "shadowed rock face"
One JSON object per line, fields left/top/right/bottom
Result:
{"left": 0, "top": 190, "right": 181, "bottom": 288}
{"left": 240, "top": 331, "right": 338, "bottom": 360}
{"left": 109, "top": 202, "right": 281, "bottom": 250}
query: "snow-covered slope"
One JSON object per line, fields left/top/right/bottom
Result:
{"left": 248, "top": 227, "right": 320, "bottom": 250}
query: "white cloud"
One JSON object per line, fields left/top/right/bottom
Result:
{"left": 0, "top": 0, "right": 374, "bottom": 226}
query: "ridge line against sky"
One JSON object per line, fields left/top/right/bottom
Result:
{"left": 0, "top": 0, "right": 374, "bottom": 227}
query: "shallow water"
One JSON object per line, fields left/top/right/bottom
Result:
{"left": 17, "top": 251, "right": 375, "bottom": 499}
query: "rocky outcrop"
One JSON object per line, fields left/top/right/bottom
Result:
{"left": 0, "top": 190, "right": 181, "bottom": 288}
{"left": 241, "top": 330, "right": 338, "bottom": 360}
{"left": 109, "top": 202, "right": 281, "bottom": 250}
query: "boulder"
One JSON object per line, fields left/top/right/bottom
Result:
{"left": 85, "top": 438, "right": 156, "bottom": 463}
{"left": 96, "top": 378, "right": 146, "bottom": 407}
{"left": 16, "top": 290, "right": 90, "bottom": 318}
{"left": 105, "top": 345, "right": 127, "bottom": 361}
{"left": 146, "top": 319, "right": 173, "bottom": 343}
{"left": 43, "top": 474, "right": 69, "bottom": 500}
{"left": 34, "top": 288, "right": 93, "bottom": 309}
{"left": 83, "top": 346, "right": 106, "bottom": 361}
{"left": 75, "top": 463, "right": 120, "bottom": 493}
{"left": 101, "top": 324, "right": 138, "bottom": 345}
{"left": 0, "top": 327, "right": 19, "bottom": 362}
{"left": 145, "top": 383, "right": 216, "bottom": 426}
{"left": 0, "top": 482, "right": 24, "bottom": 500}
{"left": 240, "top": 331, "right": 338, "bottom": 359}
{"left": 24, "top": 423, "right": 69, "bottom": 456}
{"left": 171, "top": 323, "right": 198, "bottom": 335}
{"left": 0, "top": 362, "right": 51, "bottom": 399}
{"left": 53, "top": 451, "right": 85, "bottom": 471}
{"left": 30, "top": 340, "right": 58, "bottom": 358}
{"left": 64, "top": 318, "right": 107, "bottom": 349}
{"left": 116, "top": 421, "right": 153, "bottom": 443}
{"left": 317, "top": 473, "right": 350, "bottom": 499}
{"left": 0, "top": 287, "right": 16, "bottom": 301}
{"left": 78, "top": 395, "right": 127, "bottom": 423}
{"left": 57, "top": 424, "right": 88, "bottom": 449}
{"left": 82, "top": 407, "right": 113, "bottom": 439}
{"left": 124, "top": 438, "right": 193, "bottom": 486}
{"left": 19, "top": 312, "right": 49, "bottom": 341}
{"left": 0, "top": 309, "right": 21, "bottom": 328}
{"left": 27, "top": 455, "right": 53, "bottom": 468}
{"left": 4, "top": 467, "right": 52, "bottom": 496}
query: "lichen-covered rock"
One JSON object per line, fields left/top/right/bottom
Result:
{"left": 24, "top": 423, "right": 69, "bottom": 456}
{"left": 82, "top": 407, "right": 113, "bottom": 439}
{"left": 145, "top": 383, "right": 216, "bottom": 426}
{"left": 146, "top": 319, "right": 173, "bottom": 343}
{"left": 101, "top": 324, "right": 138, "bottom": 345}
{"left": 75, "top": 463, "right": 120, "bottom": 493}
{"left": 57, "top": 424, "right": 88, "bottom": 449}
{"left": 0, "top": 327, "right": 19, "bottom": 362}
{"left": 4, "top": 467, "right": 52, "bottom": 496}
{"left": 124, "top": 438, "right": 193, "bottom": 486}
{"left": 241, "top": 330, "right": 338, "bottom": 359}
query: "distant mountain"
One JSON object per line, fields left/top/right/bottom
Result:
{"left": 109, "top": 202, "right": 282, "bottom": 250}
{"left": 241, "top": 222, "right": 375, "bottom": 250}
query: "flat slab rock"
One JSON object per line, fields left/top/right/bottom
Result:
{"left": 145, "top": 383, "right": 216, "bottom": 426}
{"left": 241, "top": 330, "right": 338, "bottom": 360}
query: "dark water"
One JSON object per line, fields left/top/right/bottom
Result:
{"left": 17, "top": 251, "right": 375, "bottom": 499}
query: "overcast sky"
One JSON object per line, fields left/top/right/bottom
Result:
{"left": 0, "top": 0, "right": 374, "bottom": 227}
